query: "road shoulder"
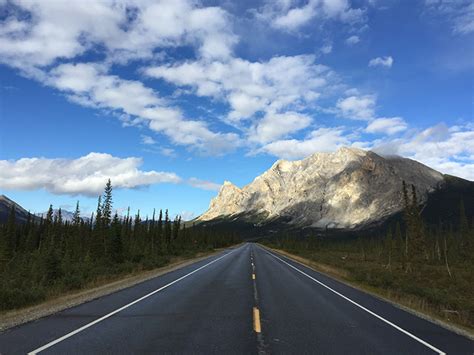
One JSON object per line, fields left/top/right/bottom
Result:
{"left": 0, "top": 247, "right": 236, "bottom": 332}
{"left": 259, "top": 244, "right": 474, "bottom": 340}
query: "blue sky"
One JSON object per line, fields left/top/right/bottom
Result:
{"left": 0, "top": 0, "right": 473, "bottom": 219}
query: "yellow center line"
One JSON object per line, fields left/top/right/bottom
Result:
{"left": 253, "top": 307, "right": 261, "bottom": 333}
{"left": 252, "top": 273, "right": 256, "bottom": 280}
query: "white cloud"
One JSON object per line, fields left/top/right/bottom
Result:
{"left": 372, "top": 123, "right": 474, "bottom": 180}
{"left": 0, "top": 0, "right": 237, "bottom": 71}
{"left": 187, "top": 178, "right": 221, "bottom": 191}
{"left": 159, "top": 147, "right": 177, "bottom": 157}
{"left": 146, "top": 55, "right": 330, "bottom": 142}
{"left": 0, "top": 153, "right": 227, "bottom": 196}
{"left": 256, "top": 0, "right": 366, "bottom": 31}
{"left": 249, "top": 111, "right": 312, "bottom": 144}
{"left": 0, "top": 153, "right": 182, "bottom": 196}
{"left": 141, "top": 135, "right": 157, "bottom": 145}
{"left": 425, "top": 0, "right": 474, "bottom": 35}
{"left": 320, "top": 43, "right": 333, "bottom": 54}
{"left": 368, "top": 56, "right": 393, "bottom": 68}
{"left": 345, "top": 35, "right": 360, "bottom": 45}
{"left": 366, "top": 117, "right": 407, "bottom": 135}
{"left": 260, "top": 127, "right": 351, "bottom": 159}
{"left": 48, "top": 63, "right": 240, "bottom": 155}
{"left": 336, "top": 95, "right": 376, "bottom": 120}
{"left": 0, "top": 0, "right": 241, "bottom": 155}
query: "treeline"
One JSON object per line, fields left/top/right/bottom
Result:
{"left": 272, "top": 181, "right": 473, "bottom": 274}
{"left": 0, "top": 180, "right": 239, "bottom": 311}
{"left": 264, "top": 181, "right": 474, "bottom": 327}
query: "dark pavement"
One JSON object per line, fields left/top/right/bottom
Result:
{"left": 0, "top": 243, "right": 472, "bottom": 354}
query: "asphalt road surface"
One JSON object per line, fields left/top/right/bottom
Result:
{"left": 0, "top": 243, "right": 473, "bottom": 354}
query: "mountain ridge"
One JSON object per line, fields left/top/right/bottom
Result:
{"left": 0, "top": 194, "right": 40, "bottom": 224}
{"left": 198, "top": 147, "right": 465, "bottom": 231}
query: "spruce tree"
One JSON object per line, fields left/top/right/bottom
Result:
{"left": 164, "top": 209, "right": 171, "bottom": 247}
{"left": 73, "top": 201, "right": 81, "bottom": 225}
{"left": 102, "top": 179, "right": 113, "bottom": 226}
{"left": 45, "top": 205, "right": 54, "bottom": 226}
{"left": 157, "top": 209, "right": 163, "bottom": 249}
{"left": 110, "top": 212, "right": 123, "bottom": 263}
{"left": 95, "top": 196, "right": 102, "bottom": 229}
{"left": 0, "top": 205, "right": 16, "bottom": 264}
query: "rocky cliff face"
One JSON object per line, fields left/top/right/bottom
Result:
{"left": 198, "top": 147, "right": 444, "bottom": 230}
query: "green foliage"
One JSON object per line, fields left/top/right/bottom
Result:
{"left": 0, "top": 180, "right": 240, "bottom": 312}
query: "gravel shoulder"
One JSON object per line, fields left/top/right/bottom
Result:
{"left": 261, "top": 244, "right": 474, "bottom": 340}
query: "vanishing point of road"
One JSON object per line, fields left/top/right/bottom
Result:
{"left": 0, "top": 243, "right": 473, "bottom": 354}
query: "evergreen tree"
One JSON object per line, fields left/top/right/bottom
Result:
{"left": 164, "top": 209, "right": 171, "bottom": 247}
{"left": 57, "top": 208, "right": 63, "bottom": 225}
{"left": 95, "top": 196, "right": 102, "bottom": 229}
{"left": 410, "top": 184, "right": 426, "bottom": 261}
{"left": 110, "top": 212, "right": 123, "bottom": 263}
{"left": 157, "top": 209, "right": 163, "bottom": 249}
{"left": 45, "top": 205, "right": 54, "bottom": 226}
{"left": 102, "top": 179, "right": 113, "bottom": 226}
{"left": 0, "top": 205, "right": 16, "bottom": 264}
{"left": 44, "top": 247, "right": 62, "bottom": 284}
{"left": 91, "top": 196, "right": 103, "bottom": 259}
{"left": 73, "top": 201, "right": 81, "bottom": 225}
{"left": 150, "top": 209, "right": 156, "bottom": 254}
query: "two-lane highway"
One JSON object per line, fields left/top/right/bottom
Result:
{"left": 0, "top": 243, "right": 473, "bottom": 354}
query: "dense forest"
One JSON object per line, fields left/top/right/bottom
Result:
{"left": 0, "top": 180, "right": 240, "bottom": 311}
{"left": 263, "top": 181, "right": 474, "bottom": 329}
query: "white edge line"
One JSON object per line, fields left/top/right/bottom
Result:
{"left": 262, "top": 247, "right": 446, "bottom": 355}
{"left": 28, "top": 246, "right": 240, "bottom": 355}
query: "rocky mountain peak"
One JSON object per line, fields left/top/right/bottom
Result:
{"left": 198, "top": 147, "right": 445, "bottom": 229}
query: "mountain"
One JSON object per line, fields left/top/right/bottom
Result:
{"left": 0, "top": 196, "right": 89, "bottom": 225}
{"left": 36, "top": 209, "right": 90, "bottom": 223}
{"left": 0, "top": 195, "right": 40, "bottom": 224}
{"left": 198, "top": 147, "right": 473, "bottom": 233}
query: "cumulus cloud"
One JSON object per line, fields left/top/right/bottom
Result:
{"left": 345, "top": 35, "right": 360, "bottom": 45}
{"left": 48, "top": 63, "right": 240, "bottom": 155}
{"left": 372, "top": 123, "right": 474, "bottom": 180}
{"left": 0, "top": 153, "right": 182, "bottom": 196}
{"left": 0, "top": 153, "right": 226, "bottom": 196}
{"left": 256, "top": 0, "right": 366, "bottom": 31}
{"left": 260, "top": 127, "right": 351, "bottom": 159}
{"left": 0, "top": 0, "right": 236, "bottom": 71}
{"left": 0, "top": 1, "right": 241, "bottom": 155}
{"left": 249, "top": 111, "right": 312, "bottom": 144}
{"left": 146, "top": 55, "right": 330, "bottom": 143}
{"left": 366, "top": 117, "right": 407, "bottom": 135}
{"left": 368, "top": 56, "right": 393, "bottom": 68}
{"left": 336, "top": 95, "right": 376, "bottom": 120}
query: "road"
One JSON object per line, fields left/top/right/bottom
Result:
{"left": 0, "top": 243, "right": 472, "bottom": 354}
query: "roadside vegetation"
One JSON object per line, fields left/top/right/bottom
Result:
{"left": 0, "top": 180, "right": 239, "bottom": 312}
{"left": 263, "top": 181, "right": 474, "bottom": 331}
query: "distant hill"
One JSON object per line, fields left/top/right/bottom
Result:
{"left": 0, "top": 195, "right": 40, "bottom": 224}
{"left": 36, "top": 209, "right": 90, "bottom": 223}
{"left": 0, "top": 195, "right": 91, "bottom": 225}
